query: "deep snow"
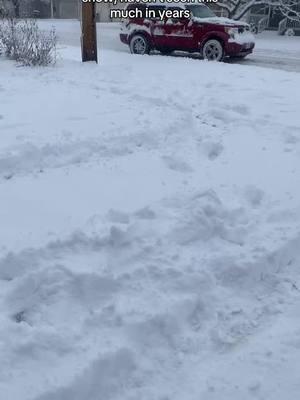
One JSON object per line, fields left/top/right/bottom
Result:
{"left": 0, "top": 20, "right": 300, "bottom": 400}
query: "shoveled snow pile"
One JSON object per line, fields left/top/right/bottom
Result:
{"left": 1, "top": 22, "right": 300, "bottom": 400}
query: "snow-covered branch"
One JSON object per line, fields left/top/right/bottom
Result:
{"left": 279, "top": 0, "right": 300, "bottom": 21}
{"left": 216, "top": 0, "right": 300, "bottom": 21}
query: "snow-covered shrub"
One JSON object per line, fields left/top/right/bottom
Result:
{"left": 0, "top": 18, "right": 57, "bottom": 66}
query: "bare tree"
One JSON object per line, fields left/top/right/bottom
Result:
{"left": 216, "top": 0, "right": 300, "bottom": 21}
{"left": 0, "top": 0, "right": 25, "bottom": 18}
{"left": 0, "top": 0, "right": 52, "bottom": 18}
{"left": 0, "top": 0, "right": 10, "bottom": 17}
{"left": 12, "top": 0, "right": 19, "bottom": 17}
{"left": 279, "top": 0, "right": 300, "bottom": 21}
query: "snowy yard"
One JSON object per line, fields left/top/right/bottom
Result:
{"left": 0, "top": 20, "right": 300, "bottom": 400}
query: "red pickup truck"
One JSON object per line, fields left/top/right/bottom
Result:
{"left": 120, "top": 3, "right": 255, "bottom": 61}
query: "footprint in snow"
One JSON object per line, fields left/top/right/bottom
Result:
{"left": 201, "top": 142, "right": 224, "bottom": 160}
{"left": 107, "top": 209, "right": 130, "bottom": 224}
{"left": 134, "top": 207, "right": 156, "bottom": 220}
{"left": 162, "top": 156, "right": 194, "bottom": 173}
{"left": 244, "top": 185, "right": 264, "bottom": 208}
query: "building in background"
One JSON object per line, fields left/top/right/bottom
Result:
{"left": 0, "top": 0, "right": 80, "bottom": 19}
{"left": 45, "top": 1, "right": 121, "bottom": 21}
{"left": 51, "top": 0, "right": 79, "bottom": 19}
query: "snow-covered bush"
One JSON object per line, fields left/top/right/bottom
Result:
{"left": 0, "top": 18, "right": 56, "bottom": 66}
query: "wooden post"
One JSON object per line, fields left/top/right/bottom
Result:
{"left": 81, "top": 2, "right": 98, "bottom": 63}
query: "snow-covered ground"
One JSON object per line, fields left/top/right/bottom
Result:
{"left": 1, "top": 20, "right": 300, "bottom": 400}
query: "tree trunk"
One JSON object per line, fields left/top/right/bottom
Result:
{"left": 12, "top": 0, "right": 20, "bottom": 18}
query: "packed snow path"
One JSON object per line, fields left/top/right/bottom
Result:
{"left": 0, "top": 24, "right": 300, "bottom": 400}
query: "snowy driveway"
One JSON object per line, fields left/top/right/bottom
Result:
{"left": 240, "top": 31, "right": 300, "bottom": 72}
